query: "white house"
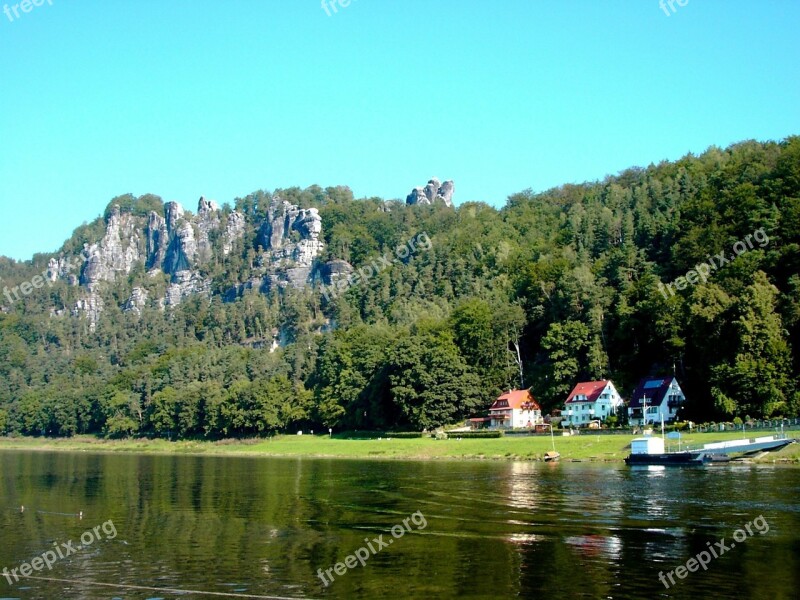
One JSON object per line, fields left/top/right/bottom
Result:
{"left": 628, "top": 376, "right": 686, "bottom": 425}
{"left": 488, "top": 389, "right": 543, "bottom": 429}
{"left": 563, "top": 380, "right": 624, "bottom": 427}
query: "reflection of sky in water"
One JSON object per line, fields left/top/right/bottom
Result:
{"left": 507, "top": 533, "right": 545, "bottom": 544}
{"left": 565, "top": 534, "right": 623, "bottom": 560}
{"left": 643, "top": 494, "right": 668, "bottom": 518}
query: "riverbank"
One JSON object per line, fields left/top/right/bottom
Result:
{"left": 1, "top": 431, "right": 798, "bottom": 463}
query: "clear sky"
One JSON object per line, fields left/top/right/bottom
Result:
{"left": 0, "top": 1, "right": 798, "bottom": 260}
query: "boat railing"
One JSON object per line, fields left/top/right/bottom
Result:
{"left": 666, "top": 433, "right": 789, "bottom": 454}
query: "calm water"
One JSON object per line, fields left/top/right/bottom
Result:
{"left": 0, "top": 452, "right": 798, "bottom": 599}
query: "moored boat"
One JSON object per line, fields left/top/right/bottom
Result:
{"left": 625, "top": 433, "right": 795, "bottom": 466}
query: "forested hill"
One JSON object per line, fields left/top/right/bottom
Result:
{"left": 1, "top": 137, "right": 799, "bottom": 438}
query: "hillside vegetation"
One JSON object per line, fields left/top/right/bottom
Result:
{"left": 1, "top": 137, "right": 799, "bottom": 438}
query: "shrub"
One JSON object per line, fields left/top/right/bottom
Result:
{"left": 665, "top": 422, "right": 690, "bottom": 432}
{"left": 504, "top": 428, "right": 537, "bottom": 435}
{"left": 386, "top": 432, "right": 427, "bottom": 439}
{"left": 447, "top": 431, "right": 504, "bottom": 439}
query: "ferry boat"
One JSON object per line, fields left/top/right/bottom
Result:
{"left": 625, "top": 433, "right": 795, "bottom": 466}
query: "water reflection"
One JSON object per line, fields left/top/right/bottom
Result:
{"left": 564, "top": 534, "right": 623, "bottom": 560}
{"left": 506, "top": 461, "right": 540, "bottom": 511}
{"left": 0, "top": 452, "right": 798, "bottom": 599}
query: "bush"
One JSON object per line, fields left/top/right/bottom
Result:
{"left": 504, "top": 428, "right": 537, "bottom": 435}
{"left": 665, "top": 422, "right": 690, "bottom": 432}
{"left": 386, "top": 432, "right": 427, "bottom": 439}
{"left": 447, "top": 431, "right": 504, "bottom": 439}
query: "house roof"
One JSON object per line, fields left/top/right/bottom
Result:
{"left": 565, "top": 381, "right": 611, "bottom": 404}
{"left": 629, "top": 377, "right": 681, "bottom": 408}
{"left": 490, "top": 389, "right": 540, "bottom": 411}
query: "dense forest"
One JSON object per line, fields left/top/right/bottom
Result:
{"left": 1, "top": 137, "right": 799, "bottom": 438}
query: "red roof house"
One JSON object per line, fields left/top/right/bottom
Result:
{"left": 563, "top": 380, "right": 623, "bottom": 426}
{"left": 489, "top": 389, "right": 542, "bottom": 429}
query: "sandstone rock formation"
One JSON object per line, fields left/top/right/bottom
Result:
{"left": 406, "top": 178, "right": 455, "bottom": 207}
{"left": 258, "top": 196, "right": 324, "bottom": 289}
{"left": 80, "top": 206, "right": 142, "bottom": 290}
{"left": 165, "top": 271, "right": 210, "bottom": 307}
{"left": 65, "top": 192, "right": 332, "bottom": 324}
{"left": 123, "top": 287, "right": 149, "bottom": 315}
{"left": 74, "top": 197, "right": 215, "bottom": 321}
{"left": 223, "top": 211, "right": 246, "bottom": 256}
{"left": 196, "top": 197, "right": 221, "bottom": 263}
{"left": 321, "top": 259, "right": 354, "bottom": 285}
{"left": 72, "top": 291, "right": 104, "bottom": 331}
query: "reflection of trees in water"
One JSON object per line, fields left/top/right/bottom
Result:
{"left": 2, "top": 453, "right": 799, "bottom": 599}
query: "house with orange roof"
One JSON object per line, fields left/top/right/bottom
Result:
{"left": 562, "top": 380, "right": 623, "bottom": 427}
{"left": 488, "top": 389, "right": 543, "bottom": 429}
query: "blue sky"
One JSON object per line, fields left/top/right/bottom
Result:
{"left": 0, "top": 0, "right": 798, "bottom": 260}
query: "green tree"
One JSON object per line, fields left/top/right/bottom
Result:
{"left": 102, "top": 390, "right": 141, "bottom": 438}
{"left": 450, "top": 298, "right": 526, "bottom": 395}
{"left": 540, "top": 320, "right": 591, "bottom": 406}
{"left": 151, "top": 386, "right": 180, "bottom": 436}
{"left": 710, "top": 272, "right": 793, "bottom": 417}
{"left": 387, "top": 333, "right": 483, "bottom": 429}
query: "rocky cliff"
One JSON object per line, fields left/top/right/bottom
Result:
{"left": 58, "top": 194, "right": 326, "bottom": 328}
{"left": 257, "top": 197, "right": 324, "bottom": 289}
{"left": 40, "top": 181, "right": 451, "bottom": 328}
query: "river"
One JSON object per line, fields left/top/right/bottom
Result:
{"left": 0, "top": 451, "right": 798, "bottom": 599}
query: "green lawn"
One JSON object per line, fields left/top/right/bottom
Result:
{"left": 1, "top": 430, "right": 798, "bottom": 463}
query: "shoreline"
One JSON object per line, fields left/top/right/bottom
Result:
{"left": 1, "top": 432, "right": 798, "bottom": 464}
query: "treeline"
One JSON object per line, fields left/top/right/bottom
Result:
{"left": 1, "top": 137, "right": 799, "bottom": 438}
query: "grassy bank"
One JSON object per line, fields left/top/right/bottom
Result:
{"left": 1, "top": 431, "right": 798, "bottom": 463}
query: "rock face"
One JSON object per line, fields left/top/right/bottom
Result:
{"left": 146, "top": 212, "right": 168, "bottom": 271}
{"left": 47, "top": 255, "right": 82, "bottom": 286}
{"left": 223, "top": 211, "right": 246, "bottom": 256}
{"left": 73, "top": 197, "right": 216, "bottom": 322}
{"left": 165, "top": 271, "right": 210, "bottom": 307}
{"left": 164, "top": 220, "right": 197, "bottom": 275}
{"left": 437, "top": 180, "right": 455, "bottom": 206}
{"left": 258, "top": 196, "right": 324, "bottom": 289}
{"left": 66, "top": 193, "right": 331, "bottom": 324}
{"left": 123, "top": 287, "right": 149, "bottom": 315}
{"left": 80, "top": 206, "right": 143, "bottom": 290}
{"left": 406, "top": 178, "right": 455, "bottom": 207}
{"left": 196, "top": 197, "right": 221, "bottom": 263}
{"left": 321, "top": 259, "right": 354, "bottom": 285}
{"left": 72, "top": 291, "right": 104, "bottom": 331}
